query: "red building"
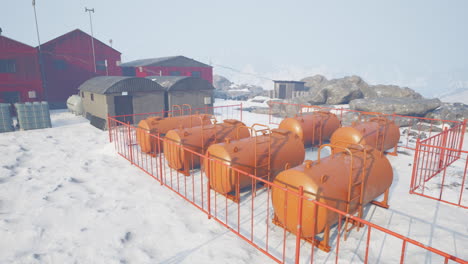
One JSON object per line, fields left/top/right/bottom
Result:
{"left": 120, "top": 56, "right": 213, "bottom": 84}
{"left": 41, "top": 29, "right": 122, "bottom": 107}
{"left": 0, "top": 35, "right": 43, "bottom": 104}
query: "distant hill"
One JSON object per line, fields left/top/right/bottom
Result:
{"left": 439, "top": 88, "right": 468, "bottom": 104}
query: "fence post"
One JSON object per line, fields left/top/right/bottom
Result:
{"left": 107, "top": 114, "right": 112, "bottom": 143}
{"left": 157, "top": 133, "right": 164, "bottom": 185}
{"left": 207, "top": 154, "right": 212, "bottom": 219}
{"left": 127, "top": 122, "right": 133, "bottom": 165}
{"left": 240, "top": 103, "right": 243, "bottom": 122}
{"left": 457, "top": 119, "right": 467, "bottom": 158}
{"left": 410, "top": 138, "right": 421, "bottom": 193}
{"left": 294, "top": 186, "right": 304, "bottom": 264}
{"left": 268, "top": 103, "right": 272, "bottom": 125}
{"left": 438, "top": 127, "right": 449, "bottom": 170}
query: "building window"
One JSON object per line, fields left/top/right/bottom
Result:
{"left": 53, "top": 59, "right": 67, "bottom": 70}
{"left": 170, "top": 71, "right": 181, "bottom": 76}
{"left": 96, "top": 60, "right": 107, "bottom": 71}
{"left": 81, "top": 92, "right": 84, "bottom": 98}
{"left": 0, "top": 59, "right": 16, "bottom": 73}
{"left": 91, "top": 93, "right": 94, "bottom": 101}
{"left": 191, "top": 71, "right": 201, "bottom": 78}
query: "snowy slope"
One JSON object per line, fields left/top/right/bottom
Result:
{"left": 0, "top": 106, "right": 467, "bottom": 263}
{"left": 440, "top": 88, "right": 468, "bottom": 104}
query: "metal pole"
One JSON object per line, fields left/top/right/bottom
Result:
{"left": 85, "top": 7, "right": 96, "bottom": 73}
{"left": 105, "top": 59, "right": 108, "bottom": 76}
{"left": 32, "top": 0, "right": 48, "bottom": 102}
{"left": 294, "top": 186, "right": 304, "bottom": 264}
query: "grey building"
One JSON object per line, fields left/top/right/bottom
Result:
{"left": 147, "top": 76, "right": 214, "bottom": 115}
{"left": 273, "top": 80, "right": 306, "bottom": 99}
{"left": 78, "top": 76, "right": 165, "bottom": 129}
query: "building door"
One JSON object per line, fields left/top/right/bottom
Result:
{"left": 279, "top": 84, "right": 286, "bottom": 99}
{"left": 114, "top": 95, "right": 134, "bottom": 124}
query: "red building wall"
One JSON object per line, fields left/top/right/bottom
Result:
{"left": 0, "top": 36, "right": 43, "bottom": 103}
{"left": 135, "top": 66, "right": 213, "bottom": 83}
{"left": 41, "top": 29, "right": 121, "bottom": 107}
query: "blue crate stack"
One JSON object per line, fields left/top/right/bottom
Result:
{"left": 16, "top": 101, "right": 52, "bottom": 130}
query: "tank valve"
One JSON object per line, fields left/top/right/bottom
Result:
{"left": 321, "top": 174, "right": 329, "bottom": 183}
{"left": 304, "top": 160, "right": 313, "bottom": 169}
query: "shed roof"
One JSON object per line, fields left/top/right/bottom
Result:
{"left": 78, "top": 76, "right": 164, "bottom": 94}
{"left": 120, "top": 56, "right": 211, "bottom": 68}
{"left": 147, "top": 76, "right": 215, "bottom": 91}
{"left": 273, "top": 80, "right": 306, "bottom": 84}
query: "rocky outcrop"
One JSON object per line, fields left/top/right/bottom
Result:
{"left": 213, "top": 75, "right": 232, "bottom": 90}
{"left": 213, "top": 75, "right": 265, "bottom": 99}
{"left": 360, "top": 84, "right": 422, "bottom": 99}
{"left": 425, "top": 103, "right": 468, "bottom": 124}
{"left": 301, "top": 75, "right": 328, "bottom": 90}
{"left": 322, "top": 76, "right": 366, "bottom": 104}
{"left": 349, "top": 98, "right": 442, "bottom": 116}
{"left": 268, "top": 100, "right": 303, "bottom": 117}
{"left": 289, "top": 90, "right": 327, "bottom": 105}
{"left": 298, "top": 74, "right": 423, "bottom": 105}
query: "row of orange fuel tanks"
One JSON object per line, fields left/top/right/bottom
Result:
{"left": 135, "top": 111, "right": 401, "bottom": 251}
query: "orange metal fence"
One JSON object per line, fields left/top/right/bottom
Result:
{"left": 268, "top": 102, "right": 463, "bottom": 151}
{"left": 410, "top": 121, "right": 468, "bottom": 208}
{"left": 107, "top": 108, "right": 466, "bottom": 263}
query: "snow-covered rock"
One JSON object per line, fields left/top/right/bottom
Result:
{"left": 350, "top": 98, "right": 441, "bottom": 116}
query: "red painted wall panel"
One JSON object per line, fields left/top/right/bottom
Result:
{"left": 1, "top": 31, "right": 122, "bottom": 106}
{"left": 0, "top": 36, "right": 43, "bottom": 102}
{"left": 41, "top": 30, "right": 122, "bottom": 106}
{"left": 136, "top": 66, "right": 213, "bottom": 83}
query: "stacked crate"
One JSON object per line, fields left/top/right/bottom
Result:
{"left": 0, "top": 103, "right": 14, "bottom": 133}
{"left": 15, "top": 102, "right": 52, "bottom": 130}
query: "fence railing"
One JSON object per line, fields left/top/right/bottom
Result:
{"left": 107, "top": 115, "right": 467, "bottom": 264}
{"left": 410, "top": 120, "right": 467, "bottom": 208}
{"left": 108, "top": 103, "right": 243, "bottom": 127}
{"left": 268, "top": 102, "right": 464, "bottom": 151}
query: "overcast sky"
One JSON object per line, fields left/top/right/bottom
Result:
{"left": 1, "top": 0, "right": 467, "bottom": 96}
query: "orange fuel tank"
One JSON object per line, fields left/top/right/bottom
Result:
{"left": 136, "top": 114, "right": 212, "bottom": 154}
{"left": 330, "top": 116, "right": 400, "bottom": 153}
{"left": 279, "top": 111, "right": 341, "bottom": 146}
{"left": 163, "top": 119, "right": 251, "bottom": 175}
{"left": 204, "top": 127, "right": 305, "bottom": 195}
{"left": 272, "top": 144, "right": 393, "bottom": 241}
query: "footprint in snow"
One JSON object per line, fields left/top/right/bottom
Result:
{"left": 121, "top": 231, "right": 132, "bottom": 244}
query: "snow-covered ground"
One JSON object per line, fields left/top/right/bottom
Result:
{"left": 0, "top": 102, "right": 467, "bottom": 263}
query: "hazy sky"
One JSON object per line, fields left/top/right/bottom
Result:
{"left": 1, "top": 0, "right": 467, "bottom": 96}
